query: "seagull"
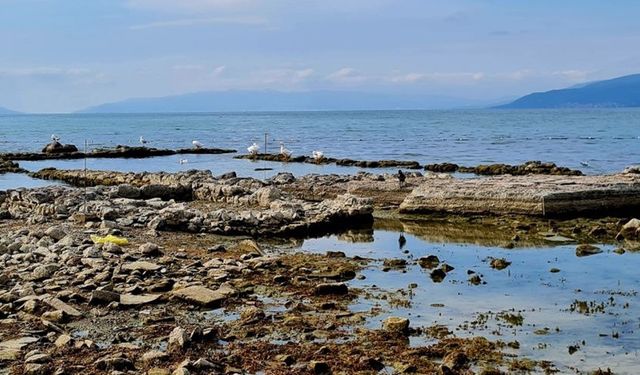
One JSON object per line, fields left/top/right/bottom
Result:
{"left": 580, "top": 161, "right": 590, "bottom": 167}
{"left": 279, "top": 142, "right": 291, "bottom": 159}
{"left": 139, "top": 136, "right": 147, "bottom": 145}
{"left": 312, "top": 150, "right": 324, "bottom": 161}
{"left": 248, "top": 142, "right": 260, "bottom": 155}
{"left": 51, "top": 134, "right": 60, "bottom": 143}
{"left": 192, "top": 140, "right": 204, "bottom": 149}
{"left": 179, "top": 159, "right": 188, "bottom": 164}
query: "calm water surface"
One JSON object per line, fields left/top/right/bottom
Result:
{"left": 300, "top": 229, "right": 640, "bottom": 374}
{"left": 0, "top": 109, "right": 638, "bottom": 181}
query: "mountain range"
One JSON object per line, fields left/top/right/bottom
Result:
{"left": 3, "top": 73, "right": 640, "bottom": 113}
{"left": 497, "top": 73, "right": 640, "bottom": 109}
{"left": 0, "top": 106, "right": 19, "bottom": 115}
{"left": 78, "top": 90, "right": 498, "bottom": 113}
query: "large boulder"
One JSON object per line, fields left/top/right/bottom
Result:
{"left": 42, "top": 142, "right": 78, "bottom": 154}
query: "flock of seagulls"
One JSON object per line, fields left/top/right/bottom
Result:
{"left": 50, "top": 133, "right": 326, "bottom": 165}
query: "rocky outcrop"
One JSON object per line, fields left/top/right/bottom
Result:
{"left": 42, "top": 141, "right": 79, "bottom": 154}
{"left": 2, "top": 145, "right": 236, "bottom": 161}
{"left": 424, "top": 160, "right": 583, "bottom": 176}
{"left": 2, "top": 172, "right": 373, "bottom": 237}
{"left": 235, "top": 153, "right": 422, "bottom": 169}
{"left": 0, "top": 160, "right": 26, "bottom": 174}
{"left": 400, "top": 173, "right": 640, "bottom": 217}
{"left": 32, "top": 168, "right": 214, "bottom": 189}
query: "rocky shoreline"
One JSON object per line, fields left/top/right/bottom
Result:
{"left": 0, "top": 145, "right": 236, "bottom": 162}
{"left": 1, "top": 166, "right": 639, "bottom": 374}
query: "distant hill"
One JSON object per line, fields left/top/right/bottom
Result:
{"left": 0, "top": 106, "right": 20, "bottom": 115}
{"left": 78, "top": 90, "right": 492, "bottom": 113}
{"left": 497, "top": 74, "right": 640, "bottom": 109}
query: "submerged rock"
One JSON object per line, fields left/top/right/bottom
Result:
{"left": 575, "top": 244, "right": 602, "bottom": 257}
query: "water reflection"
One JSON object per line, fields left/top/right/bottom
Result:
{"left": 298, "top": 228, "right": 640, "bottom": 374}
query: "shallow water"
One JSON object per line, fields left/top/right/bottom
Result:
{"left": 2, "top": 109, "right": 640, "bottom": 175}
{"left": 0, "top": 172, "right": 64, "bottom": 190}
{"left": 298, "top": 228, "right": 640, "bottom": 374}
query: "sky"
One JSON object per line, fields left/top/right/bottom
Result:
{"left": 1, "top": 0, "right": 640, "bottom": 113}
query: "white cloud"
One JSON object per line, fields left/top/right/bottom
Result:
{"left": 552, "top": 70, "right": 591, "bottom": 83}
{"left": 258, "top": 68, "right": 314, "bottom": 85}
{"left": 130, "top": 16, "right": 267, "bottom": 30}
{"left": 172, "top": 64, "right": 205, "bottom": 71}
{"left": 390, "top": 72, "right": 485, "bottom": 84}
{"left": 326, "top": 67, "right": 367, "bottom": 84}
{"left": 0, "top": 67, "right": 94, "bottom": 78}
{"left": 212, "top": 65, "right": 226, "bottom": 77}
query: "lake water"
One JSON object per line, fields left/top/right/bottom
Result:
{"left": 0, "top": 110, "right": 639, "bottom": 186}
{"left": 298, "top": 228, "right": 640, "bottom": 374}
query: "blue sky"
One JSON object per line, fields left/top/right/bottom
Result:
{"left": 1, "top": 0, "right": 639, "bottom": 113}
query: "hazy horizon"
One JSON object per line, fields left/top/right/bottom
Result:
{"left": 2, "top": 0, "right": 640, "bottom": 113}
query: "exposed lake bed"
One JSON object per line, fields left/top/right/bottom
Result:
{"left": 1, "top": 163, "right": 639, "bottom": 374}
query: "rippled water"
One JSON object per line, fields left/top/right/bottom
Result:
{"left": 1, "top": 109, "right": 639, "bottom": 176}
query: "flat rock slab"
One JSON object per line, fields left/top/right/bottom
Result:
{"left": 44, "top": 297, "right": 83, "bottom": 317}
{"left": 0, "top": 337, "right": 39, "bottom": 350}
{"left": 171, "top": 285, "right": 236, "bottom": 308}
{"left": 120, "top": 294, "right": 162, "bottom": 306}
{"left": 122, "top": 261, "right": 162, "bottom": 272}
{"left": 400, "top": 173, "right": 640, "bottom": 217}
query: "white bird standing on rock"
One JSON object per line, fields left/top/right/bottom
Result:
{"left": 312, "top": 150, "right": 324, "bottom": 162}
{"left": 51, "top": 134, "right": 60, "bottom": 143}
{"left": 139, "top": 136, "right": 147, "bottom": 145}
{"left": 192, "top": 140, "right": 204, "bottom": 149}
{"left": 248, "top": 142, "right": 260, "bottom": 155}
{"left": 279, "top": 142, "right": 292, "bottom": 159}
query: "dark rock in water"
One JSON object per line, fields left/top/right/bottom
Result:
{"left": 575, "top": 244, "right": 602, "bottom": 257}
{"left": 424, "top": 163, "right": 459, "bottom": 173}
{"left": 42, "top": 141, "right": 78, "bottom": 154}
{"left": 440, "top": 263, "right": 455, "bottom": 273}
{"left": 383, "top": 258, "right": 407, "bottom": 268}
{"left": 0, "top": 160, "right": 26, "bottom": 174}
{"left": 430, "top": 269, "right": 447, "bottom": 283}
{"left": 489, "top": 258, "right": 511, "bottom": 270}
{"left": 457, "top": 160, "right": 582, "bottom": 176}
{"left": 313, "top": 283, "right": 348, "bottom": 296}
{"left": 469, "top": 275, "right": 482, "bottom": 285}
{"left": 418, "top": 255, "right": 440, "bottom": 269}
